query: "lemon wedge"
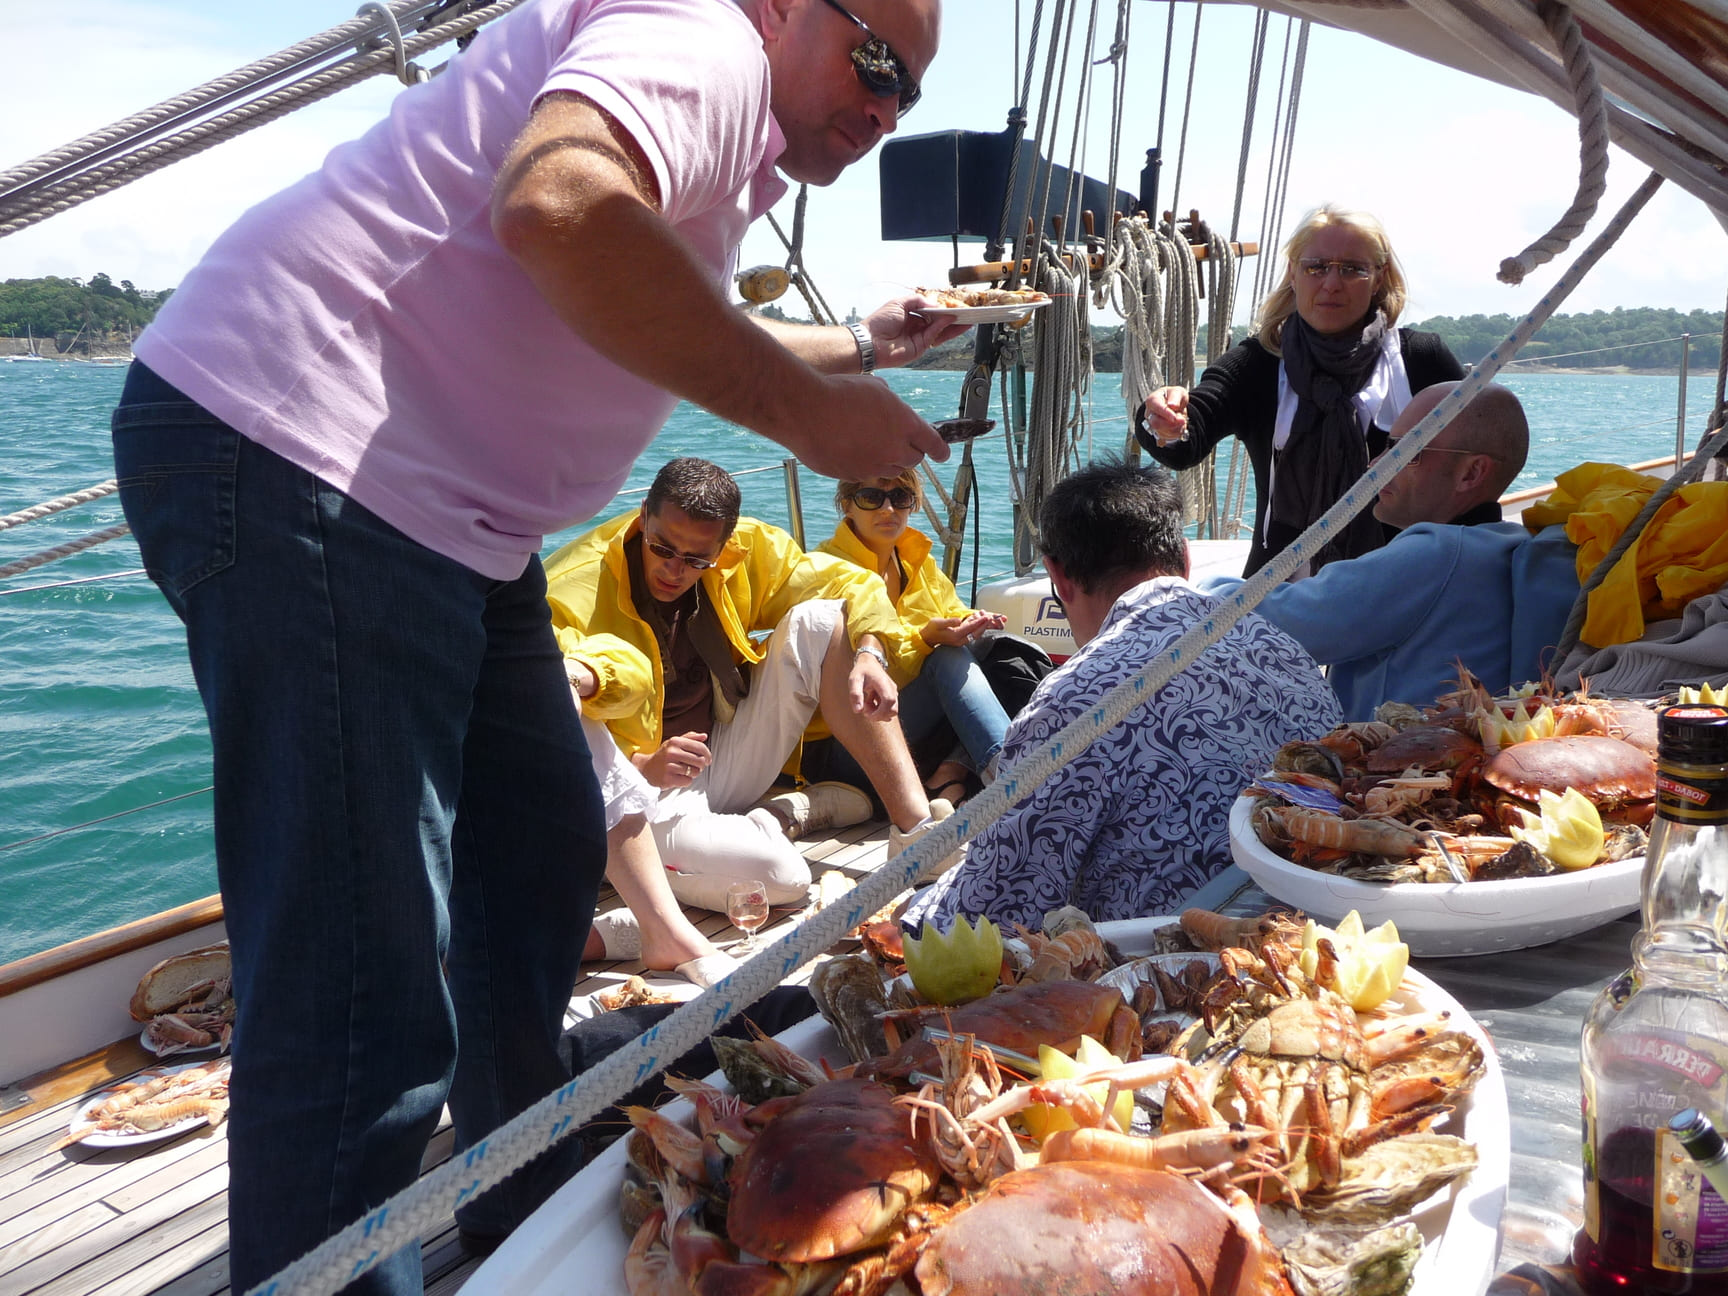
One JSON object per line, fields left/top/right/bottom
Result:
{"left": 903, "top": 915, "right": 1003, "bottom": 1006}
{"left": 1510, "top": 786, "right": 1605, "bottom": 871}
{"left": 1019, "top": 1035, "right": 1135, "bottom": 1139}
{"left": 1680, "top": 683, "right": 1728, "bottom": 705}
{"left": 1299, "top": 910, "right": 1409, "bottom": 1011}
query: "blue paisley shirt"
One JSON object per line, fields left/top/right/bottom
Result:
{"left": 907, "top": 577, "right": 1342, "bottom": 931}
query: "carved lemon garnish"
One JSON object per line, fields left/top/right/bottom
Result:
{"left": 1479, "top": 699, "right": 1556, "bottom": 749}
{"left": 1510, "top": 786, "right": 1605, "bottom": 871}
{"left": 1020, "top": 1035, "right": 1135, "bottom": 1140}
{"left": 1299, "top": 909, "right": 1409, "bottom": 1011}
{"left": 1679, "top": 682, "right": 1728, "bottom": 705}
{"left": 903, "top": 915, "right": 1003, "bottom": 1007}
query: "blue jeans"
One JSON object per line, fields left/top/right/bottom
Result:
{"left": 113, "top": 365, "right": 606, "bottom": 1295}
{"left": 813, "top": 642, "right": 1009, "bottom": 789}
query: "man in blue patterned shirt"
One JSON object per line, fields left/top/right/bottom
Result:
{"left": 908, "top": 461, "right": 1342, "bottom": 931}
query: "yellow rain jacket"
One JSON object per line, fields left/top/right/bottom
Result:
{"left": 543, "top": 510, "right": 906, "bottom": 758}
{"left": 1522, "top": 462, "right": 1728, "bottom": 647}
{"left": 816, "top": 520, "right": 970, "bottom": 687}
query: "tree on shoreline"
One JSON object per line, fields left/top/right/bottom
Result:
{"left": 0, "top": 276, "right": 172, "bottom": 345}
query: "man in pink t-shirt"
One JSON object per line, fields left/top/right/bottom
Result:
{"left": 112, "top": 1, "right": 954, "bottom": 1290}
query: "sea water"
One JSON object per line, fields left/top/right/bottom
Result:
{"left": 0, "top": 361, "right": 1715, "bottom": 963}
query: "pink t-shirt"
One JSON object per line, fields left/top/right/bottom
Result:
{"left": 138, "top": 0, "right": 787, "bottom": 580}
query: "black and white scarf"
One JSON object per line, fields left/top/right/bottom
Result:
{"left": 1270, "top": 310, "right": 1394, "bottom": 571}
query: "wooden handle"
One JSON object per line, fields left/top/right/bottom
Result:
{"left": 948, "top": 240, "right": 1259, "bottom": 286}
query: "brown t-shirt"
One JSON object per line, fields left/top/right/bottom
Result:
{"left": 626, "top": 534, "right": 745, "bottom": 742}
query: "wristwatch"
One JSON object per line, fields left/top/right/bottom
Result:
{"left": 853, "top": 642, "right": 890, "bottom": 671}
{"left": 846, "top": 320, "right": 876, "bottom": 374}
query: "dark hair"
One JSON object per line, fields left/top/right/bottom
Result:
{"left": 1038, "top": 460, "right": 1186, "bottom": 593}
{"left": 644, "top": 458, "right": 741, "bottom": 538}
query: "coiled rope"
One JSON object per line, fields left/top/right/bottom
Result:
{"left": 0, "top": 480, "right": 118, "bottom": 532}
{"left": 1495, "top": 0, "right": 1609, "bottom": 285}
{"left": 251, "top": 158, "right": 1666, "bottom": 1296}
{"left": 0, "top": 0, "right": 524, "bottom": 239}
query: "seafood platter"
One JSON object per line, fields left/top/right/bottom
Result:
{"left": 130, "top": 940, "right": 236, "bottom": 1057}
{"left": 1232, "top": 676, "right": 1655, "bottom": 957}
{"left": 60, "top": 1058, "right": 231, "bottom": 1149}
{"left": 470, "top": 906, "right": 1507, "bottom": 1296}
{"left": 912, "top": 285, "right": 1052, "bottom": 326}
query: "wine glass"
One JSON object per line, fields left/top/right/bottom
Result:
{"left": 726, "top": 881, "right": 771, "bottom": 955}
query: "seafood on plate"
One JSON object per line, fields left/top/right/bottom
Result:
{"left": 57, "top": 1059, "right": 231, "bottom": 1148}
{"left": 1247, "top": 671, "right": 1659, "bottom": 883}
{"left": 130, "top": 941, "right": 235, "bottom": 1057}
{"left": 617, "top": 906, "right": 1482, "bottom": 1295}
{"left": 915, "top": 285, "right": 1050, "bottom": 309}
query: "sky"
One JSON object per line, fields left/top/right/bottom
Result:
{"left": 4, "top": 0, "right": 1725, "bottom": 335}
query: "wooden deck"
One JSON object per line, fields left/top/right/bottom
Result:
{"left": 0, "top": 818, "right": 899, "bottom": 1296}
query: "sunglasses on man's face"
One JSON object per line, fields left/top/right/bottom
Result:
{"left": 818, "top": 0, "right": 922, "bottom": 114}
{"left": 851, "top": 485, "right": 917, "bottom": 511}
{"left": 645, "top": 538, "right": 718, "bottom": 571}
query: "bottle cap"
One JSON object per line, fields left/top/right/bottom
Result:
{"left": 1671, "top": 1108, "right": 1727, "bottom": 1162}
{"left": 1658, "top": 704, "right": 1728, "bottom": 766}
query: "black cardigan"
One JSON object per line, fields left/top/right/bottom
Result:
{"left": 1135, "top": 328, "right": 1464, "bottom": 576}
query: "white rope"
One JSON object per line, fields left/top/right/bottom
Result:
{"left": 0, "top": 523, "right": 133, "bottom": 579}
{"left": 1015, "top": 248, "right": 1089, "bottom": 568}
{"left": 251, "top": 163, "right": 1667, "bottom": 1296}
{"left": 0, "top": 480, "right": 119, "bottom": 532}
{"left": 1495, "top": 0, "right": 1609, "bottom": 285}
{"left": 0, "top": 1, "right": 524, "bottom": 239}
{"left": 0, "top": 1, "right": 448, "bottom": 196}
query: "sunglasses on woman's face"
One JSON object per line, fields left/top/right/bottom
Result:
{"left": 851, "top": 485, "right": 917, "bottom": 511}
{"left": 1297, "top": 258, "right": 1376, "bottom": 282}
{"left": 818, "top": 0, "right": 922, "bottom": 113}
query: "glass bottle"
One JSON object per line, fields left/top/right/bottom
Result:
{"left": 1575, "top": 703, "right": 1728, "bottom": 1293}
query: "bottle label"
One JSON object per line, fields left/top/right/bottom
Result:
{"left": 1654, "top": 1125, "right": 1728, "bottom": 1272}
{"left": 1655, "top": 761, "right": 1728, "bottom": 822}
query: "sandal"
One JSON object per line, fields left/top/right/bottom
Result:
{"left": 927, "top": 778, "right": 970, "bottom": 807}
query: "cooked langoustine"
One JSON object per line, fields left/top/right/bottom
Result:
{"left": 57, "top": 1061, "right": 231, "bottom": 1148}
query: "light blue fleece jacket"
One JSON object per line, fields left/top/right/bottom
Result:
{"left": 1199, "top": 522, "right": 1580, "bottom": 720}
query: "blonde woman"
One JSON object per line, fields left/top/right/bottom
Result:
{"left": 807, "top": 470, "right": 1012, "bottom": 804}
{"left": 1137, "top": 205, "right": 1463, "bottom": 576}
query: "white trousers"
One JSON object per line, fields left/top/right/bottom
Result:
{"left": 650, "top": 600, "right": 843, "bottom": 912}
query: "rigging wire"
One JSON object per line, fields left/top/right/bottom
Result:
{"left": 1164, "top": 1, "right": 1205, "bottom": 230}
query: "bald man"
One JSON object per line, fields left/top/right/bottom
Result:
{"left": 1202, "top": 382, "right": 1580, "bottom": 718}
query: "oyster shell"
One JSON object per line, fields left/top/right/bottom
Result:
{"left": 808, "top": 953, "right": 890, "bottom": 1063}
{"left": 1262, "top": 1207, "right": 1422, "bottom": 1296}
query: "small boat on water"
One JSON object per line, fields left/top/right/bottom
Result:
{"left": 2, "top": 0, "right": 1726, "bottom": 1292}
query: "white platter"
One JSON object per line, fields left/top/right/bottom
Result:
{"left": 469, "top": 916, "right": 1509, "bottom": 1296}
{"left": 67, "top": 1059, "right": 227, "bottom": 1149}
{"left": 917, "top": 297, "right": 1051, "bottom": 325}
{"left": 1229, "top": 796, "right": 1642, "bottom": 958}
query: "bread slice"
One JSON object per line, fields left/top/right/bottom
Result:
{"left": 129, "top": 942, "right": 232, "bottom": 1021}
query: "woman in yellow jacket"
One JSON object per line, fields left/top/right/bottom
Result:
{"left": 811, "top": 470, "right": 1013, "bottom": 804}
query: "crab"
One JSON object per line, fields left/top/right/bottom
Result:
{"left": 864, "top": 978, "right": 1142, "bottom": 1081}
{"left": 1162, "top": 944, "right": 1483, "bottom": 1208}
{"left": 913, "top": 1162, "right": 1297, "bottom": 1296}
{"left": 1479, "top": 733, "right": 1656, "bottom": 829}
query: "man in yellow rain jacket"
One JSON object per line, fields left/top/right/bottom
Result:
{"left": 545, "top": 458, "right": 953, "bottom": 911}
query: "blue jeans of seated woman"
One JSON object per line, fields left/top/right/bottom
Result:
{"left": 816, "top": 642, "right": 1010, "bottom": 790}
{"left": 112, "top": 364, "right": 606, "bottom": 1296}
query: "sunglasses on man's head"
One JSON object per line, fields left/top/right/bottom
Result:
{"left": 645, "top": 538, "right": 718, "bottom": 570}
{"left": 1297, "top": 258, "right": 1375, "bottom": 281}
{"left": 818, "top": 0, "right": 922, "bottom": 113}
{"left": 851, "top": 485, "right": 917, "bottom": 511}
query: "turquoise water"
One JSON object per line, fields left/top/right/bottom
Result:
{"left": 0, "top": 361, "right": 1714, "bottom": 964}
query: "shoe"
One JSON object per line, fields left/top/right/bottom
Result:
{"left": 890, "top": 798, "right": 963, "bottom": 885}
{"left": 675, "top": 953, "right": 740, "bottom": 988}
{"left": 763, "top": 781, "right": 873, "bottom": 841}
{"left": 589, "top": 908, "right": 641, "bottom": 961}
